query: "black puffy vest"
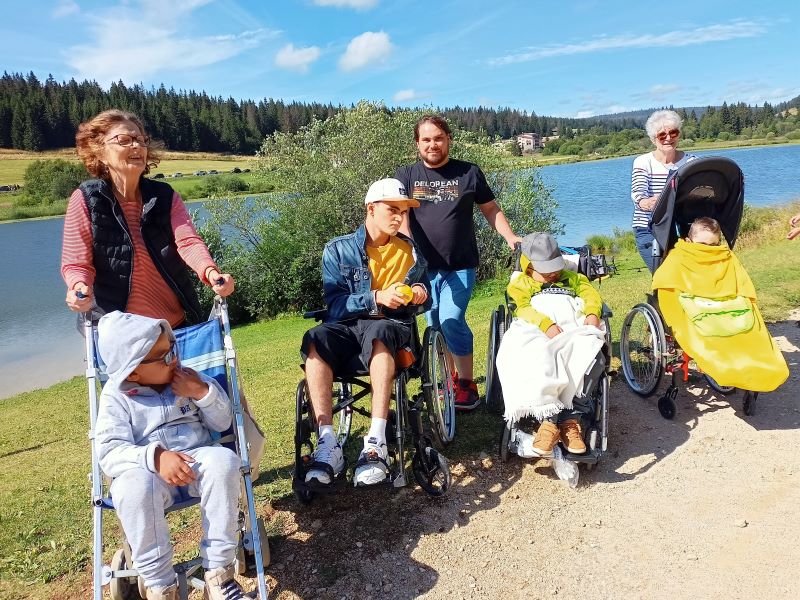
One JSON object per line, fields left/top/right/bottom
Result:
{"left": 80, "top": 178, "right": 203, "bottom": 324}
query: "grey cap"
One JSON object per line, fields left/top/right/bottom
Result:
{"left": 520, "top": 232, "right": 565, "bottom": 273}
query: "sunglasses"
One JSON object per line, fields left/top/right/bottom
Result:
{"left": 105, "top": 134, "right": 151, "bottom": 147}
{"left": 656, "top": 128, "right": 680, "bottom": 142}
{"left": 140, "top": 342, "right": 177, "bottom": 366}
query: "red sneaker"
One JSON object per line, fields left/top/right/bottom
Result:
{"left": 454, "top": 378, "right": 480, "bottom": 411}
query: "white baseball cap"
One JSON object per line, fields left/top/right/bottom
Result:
{"left": 364, "top": 178, "right": 420, "bottom": 207}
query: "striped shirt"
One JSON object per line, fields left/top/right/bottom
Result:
{"left": 61, "top": 188, "right": 217, "bottom": 327}
{"left": 630, "top": 152, "right": 696, "bottom": 228}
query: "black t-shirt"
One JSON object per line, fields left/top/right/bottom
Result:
{"left": 394, "top": 159, "right": 494, "bottom": 271}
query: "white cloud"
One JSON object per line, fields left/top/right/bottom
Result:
{"left": 392, "top": 89, "right": 418, "bottom": 103}
{"left": 312, "top": 0, "right": 379, "bottom": 9}
{"left": 53, "top": 0, "right": 79, "bottom": 18}
{"left": 64, "top": 1, "right": 278, "bottom": 86}
{"left": 488, "top": 20, "right": 768, "bottom": 67}
{"left": 275, "top": 43, "right": 321, "bottom": 73}
{"left": 575, "top": 110, "right": 596, "bottom": 119}
{"left": 339, "top": 31, "right": 393, "bottom": 71}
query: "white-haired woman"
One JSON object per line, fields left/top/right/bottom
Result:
{"left": 630, "top": 109, "right": 696, "bottom": 272}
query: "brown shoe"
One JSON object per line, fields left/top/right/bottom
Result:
{"left": 146, "top": 583, "right": 177, "bottom": 600}
{"left": 559, "top": 420, "right": 586, "bottom": 454}
{"left": 531, "top": 421, "right": 559, "bottom": 457}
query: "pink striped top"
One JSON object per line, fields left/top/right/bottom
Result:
{"left": 61, "top": 187, "right": 217, "bottom": 327}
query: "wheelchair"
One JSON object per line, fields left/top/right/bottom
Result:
{"left": 292, "top": 311, "right": 456, "bottom": 503}
{"left": 619, "top": 157, "right": 758, "bottom": 419}
{"left": 484, "top": 242, "right": 613, "bottom": 468}
{"left": 83, "top": 298, "right": 269, "bottom": 600}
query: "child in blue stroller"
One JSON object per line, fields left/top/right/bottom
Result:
{"left": 91, "top": 309, "right": 267, "bottom": 600}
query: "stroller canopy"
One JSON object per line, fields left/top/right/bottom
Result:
{"left": 650, "top": 156, "right": 744, "bottom": 255}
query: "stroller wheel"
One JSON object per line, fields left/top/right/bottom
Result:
{"left": 412, "top": 446, "right": 451, "bottom": 497}
{"left": 109, "top": 549, "right": 144, "bottom": 600}
{"left": 620, "top": 303, "right": 666, "bottom": 397}
{"left": 238, "top": 518, "right": 271, "bottom": 572}
{"left": 657, "top": 395, "right": 676, "bottom": 419}
{"left": 743, "top": 390, "right": 758, "bottom": 416}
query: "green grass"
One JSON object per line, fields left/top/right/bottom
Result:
{"left": 0, "top": 151, "right": 254, "bottom": 186}
{"left": 1, "top": 207, "right": 799, "bottom": 597}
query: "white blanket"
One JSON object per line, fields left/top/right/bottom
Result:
{"left": 496, "top": 293, "right": 605, "bottom": 422}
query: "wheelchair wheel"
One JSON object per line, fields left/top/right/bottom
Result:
{"left": 498, "top": 418, "right": 513, "bottom": 463}
{"left": 703, "top": 374, "right": 735, "bottom": 396}
{"left": 423, "top": 328, "right": 456, "bottom": 447}
{"left": 109, "top": 549, "right": 143, "bottom": 600}
{"left": 412, "top": 446, "right": 451, "bottom": 497}
{"left": 293, "top": 380, "right": 316, "bottom": 505}
{"left": 620, "top": 303, "right": 666, "bottom": 397}
{"left": 485, "top": 305, "right": 507, "bottom": 415}
{"left": 334, "top": 382, "right": 354, "bottom": 447}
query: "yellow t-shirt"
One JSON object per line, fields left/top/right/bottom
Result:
{"left": 366, "top": 237, "right": 414, "bottom": 291}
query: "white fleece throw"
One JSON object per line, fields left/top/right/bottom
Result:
{"left": 496, "top": 293, "right": 605, "bottom": 422}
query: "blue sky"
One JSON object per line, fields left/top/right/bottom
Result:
{"left": 3, "top": 0, "right": 798, "bottom": 117}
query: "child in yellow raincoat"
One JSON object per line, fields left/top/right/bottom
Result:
{"left": 651, "top": 217, "right": 788, "bottom": 392}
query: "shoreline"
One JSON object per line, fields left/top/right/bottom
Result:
{"left": 2, "top": 140, "right": 800, "bottom": 224}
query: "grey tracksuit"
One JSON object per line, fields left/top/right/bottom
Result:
{"left": 94, "top": 311, "right": 241, "bottom": 589}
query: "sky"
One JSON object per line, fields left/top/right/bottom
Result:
{"left": 2, "top": 0, "right": 798, "bottom": 118}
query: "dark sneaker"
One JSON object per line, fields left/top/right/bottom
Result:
{"left": 455, "top": 379, "right": 480, "bottom": 411}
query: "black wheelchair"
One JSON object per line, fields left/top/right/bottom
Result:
{"left": 619, "top": 157, "right": 758, "bottom": 418}
{"left": 484, "top": 242, "right": 614, "bottom": 468}
{"left": 293, "top": 311, "right": 456, "bottom": 503}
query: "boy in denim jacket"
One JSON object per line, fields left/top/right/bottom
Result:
{"left": 300, "top": 178, "right": 429, "bottom": 488}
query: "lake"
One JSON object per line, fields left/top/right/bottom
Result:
{"left": 2, "top": 144, "right": 799, "bottom": 398}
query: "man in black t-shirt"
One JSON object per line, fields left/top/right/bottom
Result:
{"left": 395, "top": 115, "right": 521, "bottom": 411}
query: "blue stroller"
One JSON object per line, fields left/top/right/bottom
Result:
{"left": 82, "top": 297, "right": 269, "bottom": 599}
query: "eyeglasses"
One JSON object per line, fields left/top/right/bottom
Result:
{"left": 105, "top": 134, "right": 151, "bottom": 147}
{"left": 140, "top": 342, "right": 177, "bottom": 366}
{"left": 656, "top": 128, "right": 680, "bottom": 142}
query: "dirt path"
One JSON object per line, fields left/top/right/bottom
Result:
{"left": 263, "top": 318, "right": 800, "bottom": 600}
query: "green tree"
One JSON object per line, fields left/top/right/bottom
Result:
{"left": 20, "top": 159, "right": 88, "bottom": 205}
{"left": 202, "top": 102, "right": 562, "bottom": 318}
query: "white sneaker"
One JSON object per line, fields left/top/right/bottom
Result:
{"left": 353, "top": 436, "right": 390, "bottom": 486}
{"left": 305, "top": 433, "right": 344, "bottom": 485}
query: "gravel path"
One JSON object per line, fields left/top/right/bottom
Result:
{"left": 264, "top": 318, "right": 800, "bottom": 600}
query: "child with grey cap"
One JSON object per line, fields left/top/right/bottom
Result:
{"left": 94, "top": 311, "right": 245, "bottom": 600}
{"left": 497, "top": 232, "right": 605, "bottom": 457}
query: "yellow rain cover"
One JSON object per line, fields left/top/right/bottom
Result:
{"left": 652, "top": 239, "right": 788, "bottom": 392}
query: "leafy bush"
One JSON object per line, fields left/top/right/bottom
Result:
{"left": 201, "top": 101, "right": 562, "bottom": 319}
{"left": 21, "top": 159, "right": 88, "bottom": 205}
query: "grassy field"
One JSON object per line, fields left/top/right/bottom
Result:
{"left": 0, "top": 205, "right": 798, "bottom": 598}
{"left": 0, "top": 149, "right": 256, "bottom": 185}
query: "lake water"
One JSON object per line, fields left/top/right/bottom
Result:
{"left": 2, "top": 144, "right": 799, "bottom": 398}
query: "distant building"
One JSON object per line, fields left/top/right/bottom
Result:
{"left": 516, "top": 132, "right": 542, "bottom": 152}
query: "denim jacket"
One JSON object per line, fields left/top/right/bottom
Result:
{"left": 322, "top": 224, "right": 430, "bottom": 322}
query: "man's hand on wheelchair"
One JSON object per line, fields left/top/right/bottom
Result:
{"left": 584, "top": 314, "right": 601, "bottom": 328}
{"left": 154, "top": 447, "right": 197, "bottom": 486}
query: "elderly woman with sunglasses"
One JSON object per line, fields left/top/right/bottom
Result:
{"left": 61, "top": 109, "right": 234, "bottom": 327}
{"left": 630, "top": 109, "right": 696, "bottom": 272}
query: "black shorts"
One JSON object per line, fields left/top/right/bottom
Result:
{"left": 300, "top": 319, "right": 413, "bottom": 375}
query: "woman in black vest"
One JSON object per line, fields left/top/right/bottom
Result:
{"left": 61, "top": 109, "right": 234, "bottom": 327}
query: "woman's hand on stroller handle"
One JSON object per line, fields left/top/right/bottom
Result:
{"left": 207, "top": 268, "right": 235, "bottom": 297}
{"left": 66, "top": 283, "right": 93, "bottom": 312}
